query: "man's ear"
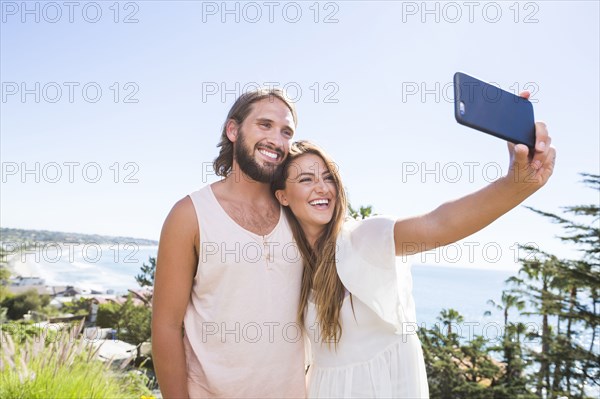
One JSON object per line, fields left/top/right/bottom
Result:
{"left": 275, "top": 190, "right": 289, "bottom": 206}
{"left": 225, "top": 120, "right": 239, "bottom": 142}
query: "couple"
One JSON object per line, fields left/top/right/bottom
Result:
{"left": 152, "top": 88, "right": 556, "bottom": 398}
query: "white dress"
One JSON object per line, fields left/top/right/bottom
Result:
{"left": 304, "top": 216, "right": 429, "bottom": 398}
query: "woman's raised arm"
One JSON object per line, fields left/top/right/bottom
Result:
{"left": 394, "top": 108, "right": 556, "bottom": 257}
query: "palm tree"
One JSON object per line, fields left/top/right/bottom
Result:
{"left": 485, "top": 292, "right": 526, "bottom": 329}
{"left": 348, "top": 204, "right": 372, "bottom": 220}
{"left": 438, "top": 308, "right": 464, "bottom": 338}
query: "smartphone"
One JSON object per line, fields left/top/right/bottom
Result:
{"left": 453, "top": 72, "right": 536, "bottom": 149}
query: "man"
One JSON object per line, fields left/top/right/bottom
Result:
{"left": 152, "top": 89, "right": 306, "bottom": 398}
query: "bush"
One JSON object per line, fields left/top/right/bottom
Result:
{"left": 95, "top": 301, "right": 121, "bottom": 329}
{"left": 0, "top": 320, "right": 60, "bottom": 344}
{"left": 1, "top": 289, "right": 51, "bottom": 320}
{"left": 0, "top": 319, "right": 151, "bottom": 398}
{"left": 60, "top": 297, "right": 92, "bottom": 317}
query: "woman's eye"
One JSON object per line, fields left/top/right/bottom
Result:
{"left": 299, "top": 178, "right": 311, "bottom": 183}
{"left": 261, "top": 122, "right": 271, "bottom": 128}
{"left": 325, "top": 175, "right": 335, "bottom": 181}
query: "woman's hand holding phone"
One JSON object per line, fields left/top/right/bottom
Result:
{"left": 506, "top": 90, "right": 556, "bottom": 193}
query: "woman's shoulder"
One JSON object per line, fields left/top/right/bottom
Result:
{"left": 341, "top": 215, "right": 396, "bottom": 240}
{"left": 336, "top": 215, "right": 396, "bottom": 268}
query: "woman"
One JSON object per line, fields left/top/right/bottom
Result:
{"left": 272, "top": 123, "right": 555, "bottom": 398}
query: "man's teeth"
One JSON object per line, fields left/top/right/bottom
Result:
{"left": 259, "top": 149, "right": 278, "bottom": 159}
{"left": 309, "top": 199, "right": 329, "bottom": 206}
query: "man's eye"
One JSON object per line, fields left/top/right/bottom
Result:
{"left": 261, "top": 122, "right": 271, "bottom": 128}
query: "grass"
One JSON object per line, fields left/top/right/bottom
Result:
{"left": 0, "top": 319, "right": 152, "bottom": 399}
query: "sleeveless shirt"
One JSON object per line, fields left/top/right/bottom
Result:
{"left": 183, "top": 185, "right": 306, "bottom": 398}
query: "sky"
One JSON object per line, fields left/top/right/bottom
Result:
{"left": 1, "top": 0, "right": 599, "bottom": 271}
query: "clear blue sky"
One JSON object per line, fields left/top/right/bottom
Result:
{"left": 2, "top": 1, "right": 599, "bottom": 270}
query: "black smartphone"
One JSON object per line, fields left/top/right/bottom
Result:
{"left": 453, "top": 72, "right": 536, "bottom": 149}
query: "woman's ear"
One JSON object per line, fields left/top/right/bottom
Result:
{"left": 225, "top": 120, "right": 239, "bottom": 142}
{"left": 275, "top": 190, "right": 289, "bottom": 206}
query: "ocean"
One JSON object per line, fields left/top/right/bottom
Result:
{"left": 11, "top": 244, "right": 160, "bottom": 295}
{"left": 15, "top": 244, "right": 521, "bottom": 334}
{"left": 412, "top": 264, "right": 517, "bottom": 333}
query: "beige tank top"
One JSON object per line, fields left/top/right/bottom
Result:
{"left": 183, "top": 185, "right": 306, "bottom": 398}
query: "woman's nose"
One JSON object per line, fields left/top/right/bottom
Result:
{"left": 314, "top": 178, "right": 328, "bottom": 194}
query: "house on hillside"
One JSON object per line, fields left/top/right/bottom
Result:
{"left": 9, "top": 276, "right": 45, "bottom": 286}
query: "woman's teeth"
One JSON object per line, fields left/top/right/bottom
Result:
{"left": 309, "top": 199, "right": 329, "bottom": 206}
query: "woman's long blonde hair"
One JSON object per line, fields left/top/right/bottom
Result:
{"left": 272, "top": 141, "right": 349, "bottom": 346}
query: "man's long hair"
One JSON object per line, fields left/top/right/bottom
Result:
{"left": 272, "top": 141, "right": 349, "bottom": 347}
{"left": 213, "top": 88, "right": 298, "bottom": 177}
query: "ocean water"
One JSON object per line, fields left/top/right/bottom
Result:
{"left": 20, "top": 245, "right": 518, "bottom": 329}
{"left": 14, "top": 244, "right": 159, "bottom": 294}
{"left": 412, "top": 264, "right": 597, "bottom": 363}
{"left": 410, "top": 264, "right": 526, "bottom": 343}
{"left": 412, "top": 264, "right": 517, "bottom": 330}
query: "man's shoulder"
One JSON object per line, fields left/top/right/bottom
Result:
{"left": 169, "top": 184, "right": 216, "bottom": 227}
{"left": 167, "top": 195, "right": 197, "bottom": 224}
{"left": 160, "top": 195, "right": 199, "bottom": 249}
{"left": 184, "top": 184, "right": 214, "bottom": 210}
{"left": 188, "top": 184, "right": 211, "bottom": 198}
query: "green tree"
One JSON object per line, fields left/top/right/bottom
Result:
{"left": 508, "top": 253, "right": 563, "bottom": 397}
{"left": 1, "top": 289, "right": 51, "bottom": 320}
{"left": 135, "top": 256, "right": 156, "bottom": 289}
{"left": 135, "top": 256, "right": 156, "bottom": 305}
{"left": 348, "top": 204, "right": 373, "bottom": 220}
{"left": 419, "top": 316, "right": 465, "bottom": 399}
{"left": 0, "top": 264, "right": 11, "bottom": 300}
{"left": 96, "top": 301, "right": 121, "bottom": 329}
{"left": 118, "top": 295, "right": 152, "bottom": 359}
{"left": 524, "top": 173, "right": 599, "bottom": 397}
{"left": 96, "top": 295, "right": 152, "bottom": 361}
{"left": 60, "top": 297, "right": 92, "bottom": 317}
{"left": 507, "top": 173, "right": 599, "bottom": 398}
{"left": 418, "top": 309, "right": 524, "bottom": 399}
{"left": 484, "top": 292, "right": 532, "bottom": 396}
{"left": 485, "top": 292, "right": 528, "bottom": 390}
{"left": 439, "top": 308, "right": 464, "bottom": 338}
{"left": 485, "top": 292, "right": 526, "bottom": 329}
{"left": 0, "top": 264, "right": 11, "bottom": 322}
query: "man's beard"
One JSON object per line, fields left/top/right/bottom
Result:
{"left": 234, "top": 130, "right": 282, "bottom": 183}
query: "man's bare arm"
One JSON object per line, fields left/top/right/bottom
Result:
{"left": 152, "top": 197, "right": 198, "bottom": 398}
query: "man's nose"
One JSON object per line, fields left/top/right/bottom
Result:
{"left": 265, "top": 128, "right": 285, "bottom": 149}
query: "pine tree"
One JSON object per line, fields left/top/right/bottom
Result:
{"left": 135, "top": 256, "right": 156, "bottom": 305}
{"left": 135, "top": 256, "right": 156, "bottom": 289}
{"left": 419, "top": 308, "right": 522, "bottom": 399}
{"left": 507, "top": 173, "right": 599, "bottom": 398}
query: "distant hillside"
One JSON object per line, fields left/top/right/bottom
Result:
{"left": 0, "top": 227, "right": 158, "bottom": 247}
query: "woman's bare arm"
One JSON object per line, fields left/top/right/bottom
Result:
{"left": 394, "top": 116, "right": 556, "bottom": 256}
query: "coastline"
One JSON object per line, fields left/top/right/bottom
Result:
{"left": 2, "top": 244, "right": 158, "bottom": 295}
{"left": 5, "top": 252, "right": 41, "bottom": 278}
